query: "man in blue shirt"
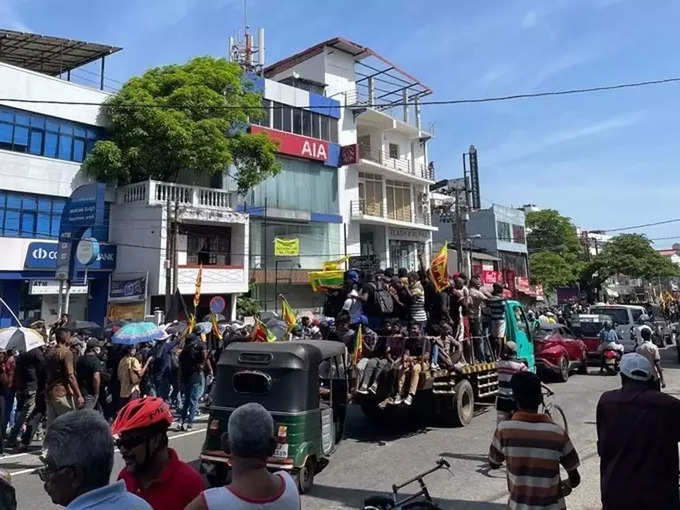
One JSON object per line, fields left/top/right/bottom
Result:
{"left": 598, "top": 322, "right": 624, "bottom": 373}
{"left": 150, "top": 331, "right": 180, "bottom": 402}
{"left": 40, "top": 410, "right": 151, "bottom": 510}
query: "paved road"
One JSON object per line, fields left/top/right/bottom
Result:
{"left": 9, "top": 346, "right": 680, "bottom": 509}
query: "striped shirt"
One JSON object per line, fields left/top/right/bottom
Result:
{"left": 496, "top": 358, "right": 528, "bottom": 403}
{"left": 488, "top": 296, "right": 506, "bottom": 321}
{"left": 489, "top": 412, "right": 580, "bottom": 510}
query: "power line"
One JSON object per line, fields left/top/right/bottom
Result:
{"left": 595, "top": 218, "right": 680, "bottom": 233}
{"left": 0, "top": 75, "right": 679, "bottom": 110}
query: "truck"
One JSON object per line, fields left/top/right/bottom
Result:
{"left": 356, "top": 299, "right": 535, "bottom": 427}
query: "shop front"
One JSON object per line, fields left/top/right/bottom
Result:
{"left": 0, "top": 238, "right": 116, "bottom": 327}
{"left": 387, "top": 227, "right": 430, "bottom": 272}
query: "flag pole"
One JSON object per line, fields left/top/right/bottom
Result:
{"left": 0, "top": 297, "right": 22, "bottom": 326}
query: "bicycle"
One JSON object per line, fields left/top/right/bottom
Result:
{"left": 362, "top": 458, "right": 453, "bottom": 510}
{"left": 541, "top": 386, "right": 568, "bottom": 435}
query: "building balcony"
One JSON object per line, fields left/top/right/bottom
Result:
{"left": 358, "top": 146, "right": 434, "bottom": 183}
{"left": 116, "top": 180, "right": 237, "bottom": 210}
{"left": 350, "top": 200, "right": 436, "bottom": 231}
{"left": 176, "top": 265, "right": 248, "bottom": 295}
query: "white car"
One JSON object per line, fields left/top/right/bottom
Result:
{"left": 589, "top": 304, "right": 646, "bottom": 352}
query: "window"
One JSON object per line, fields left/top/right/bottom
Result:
{"left": 497, "top": 221, "right": 511, "bottom": 241}
{"left": 282, "top": 105, "right": 292, "bottom": 132}
{"left": 259, "top": 98, "right": 271, "bottom": 128}
{"left": 273, "top": 101, "right": 283, "bottom": 130}
{"left": 292, "top": 108, "right": 302, "bottom": 134}
{"left": 512, "top": 224, "right": 525, "bottom": 244}
{"left": 389, "top": 143, "right": 399, "bottom": 159}
{"left": 320, "top": 115, "right": 329, "bottom": 140}
{"left": 513, "top": 305, "right": 530, "bottom": 335}
{"left": 311, "top": 112, "right": 320, "bottom": 139}
{"left": 302, "top": 109, "right": 312, "bottom": 137}
{"left": 0, "top": 106, "right": 103, "bottom": 162}
{"left": 329, "top": 118, "right": 338, "bottom": 143}
{"left": 185, "top": 225, "right": 232, "bottom": 266}
{"left": 358, "top": 172, "right": 383, "bottom": 217}
{"left": 0, "top": 192, "right": 107, "bottom": 240}
{"left": 233, "top": 371, "right": 272, "bottom": 394}
{"left": 386, "top": 180, "right": 411, "bottom": 222}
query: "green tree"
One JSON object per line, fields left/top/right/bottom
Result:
{"left": 529, "top": 251, "right": 578, "bottom": 292}
{"left": 83, "top": 57, "right": 280, "bottom": 193}
{"left": 582, "top": 234, "right": 680, "bottom": 289}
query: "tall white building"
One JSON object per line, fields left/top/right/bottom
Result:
{"left": 0, "top": 30, "right": 119, "bottom": 327}
{"left": 264, "top": 38, "right": 436, "bottom": 273}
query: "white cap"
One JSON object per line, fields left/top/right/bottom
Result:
{"left": 620, "top": 353, "right": 652, "bottom": 381}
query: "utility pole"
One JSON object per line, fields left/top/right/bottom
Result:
{"left": 172, "top": 201, "right": 179, "bottom": 298}
{"left": 165, "top": 197, "right": 172, "bottom": 311}
{"left": 455, "top": 188, "right": 464, "bottom": 273}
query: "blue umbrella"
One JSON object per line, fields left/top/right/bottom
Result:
{"left": 112, "top": 322, "right": 165, "bottom": 345}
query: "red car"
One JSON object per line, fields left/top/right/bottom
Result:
{"left": 534, "top": 324, "right": 587, "bottom": 382}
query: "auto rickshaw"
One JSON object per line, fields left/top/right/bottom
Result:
{"left": 199, "top": 340, "right": 348, "bottom": 493}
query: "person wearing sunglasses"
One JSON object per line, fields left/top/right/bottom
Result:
{"left": 112, "top": 396, "right": 204, "bottom": 510}
{"left": 40, "top": 409, "right": 151, "bottom": 509}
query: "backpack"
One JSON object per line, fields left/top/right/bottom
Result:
{"left": 370, "top": 279, "right": 394, "bottom": 315}
{"left": 180, "top": 341, "right": 205, "bottom": 376}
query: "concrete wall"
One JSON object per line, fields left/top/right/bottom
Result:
{"left": 0, "top": 150, "right": 89, "bottom": 197}
{"left": 0, "top": 62, "right": 109, "bottom": 126}
{"left": 466, "top": 208, "right": 497, "bottom": 253}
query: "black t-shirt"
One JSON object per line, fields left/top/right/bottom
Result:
{"left": 180, "top": 340, "right": 206, "bottom": 381}
{"left": 405, "top": 336, "right": 430, "bottom": 357}
{"left": 15, "top": 348, "right": 45, "bottom": 391}
{"left": 361, "top": 283, "right": 380, "bottom": 316}
{"left": 76, "top": 353, "right": 102, "bottom": 397}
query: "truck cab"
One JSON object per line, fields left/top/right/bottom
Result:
{"left": 504, "top": 299, "right": 535, "bottom": 372}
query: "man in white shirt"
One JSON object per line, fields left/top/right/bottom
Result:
{"left": 636, "top": 328, "right": 665, "bottom": 389}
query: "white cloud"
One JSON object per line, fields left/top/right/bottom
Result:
{"left": 522, "top": 10, "right": 537, "bottom": 29}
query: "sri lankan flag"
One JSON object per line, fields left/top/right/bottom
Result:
{"left": 429, "top": 244, "right": 449, "bottom": 292}
{"left": 188, "top": 265, "right": 203, "bottom": 332}
{"left": 251, "top": 318, "right": 276, "bottom": 343}
{"left": 280, "top": 295, "right": 297, "bottom": 332}
{"left": 353, "top": 325, "right": 363, "bottom": 365}
{"left": 210, "top": 313, "right": 223, "bottom": 341}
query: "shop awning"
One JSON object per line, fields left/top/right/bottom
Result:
{"left": 471, "top": 252, "right": 500, "bottom": 262}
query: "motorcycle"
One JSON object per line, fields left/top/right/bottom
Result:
{"left": 602, "top": 349, "right": 621, "bottom": 375}
{"left": 362, "top": 458, "right": 452, "bottom": 510}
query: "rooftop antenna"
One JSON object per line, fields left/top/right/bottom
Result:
{"left": 227, "top": 0, "right": 264, "bottom": 74}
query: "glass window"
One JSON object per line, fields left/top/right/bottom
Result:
{"left": 29, "top": 129, "right": 43, "bottom": 155}
{"left": 259, "top": 99, "right": 270, "bottom": 128}
{"left": 22, "top": 196, "right": 36, "bottom": 211}
{"left": 292, "top": 108, "right": 302, "bottom": 134}
{"left": 74, "top": 125, "right": 86, "bottom": 138}
{"left": 512, "top": 225, "right": 525, "bottom": 244}
{"left": 273, "top": 102, "right": 283, "bottom": 130}
{"left": 37, "top": 213, "right": 51, "bottom": 237}
{"left": 14, "top": 112, "right": 29, "bottom": 126}
{"left": 4, "top": 210, "right": 19, "bottom": 236}
{"left": 497, "top": 221, "right": 511, "bottom": 241}
{"left": 58, "top": 134, "right": 72, "bottom": 160}
{"left": 6, "top": 194, "right": 21, "bottom": 209}
{"left": 30, "top": 114, "right": 45, "bottom": 128}
{"left": 59, "top": 121, "right": 73, "bottom": 135}
{"left": 0, "top": 122, "right": 12, "bottom": 149}
{"left": 44, "top": 132, "right": 58, "bottom": 157}
{"left": 311, "top": 113, "right": 320, "bottom": 139}
{"left": 86, "top": 127, "right": 99, "bottom": 139}
{"left": 51, "top": 216, "right": 61, "bottom": 236}
{"left": 0, "top": 109, "right": 12, "bottom": 122}
{"left": 282, "top": 106, "right": 292, "bottom": 132}
{"left": 13, "top": 126, "right": 29, "bottom": 151}
{"left": 329, "top": 118, "right": 338, "bottom": 143}
{"left": 52, "top": 199, "right": 65, "bottom": 214}
{"left": 45, "top": 119, "right": 60, "bottom": 132}
{"left": 302, "top": 110, "right": 312, "bottom": 137}
{"left": 389, "top": 143, "right": 399, "bottom": 159}
{"left": 320, "top": 116, "right": 329, "bottom": 140}
{"left": 21, "top": 212, "right": 35, "bottom": 237}
{"left": 85, "top": 139, "right": 97, "bottom": 155}
{"left": 72, "top": 138, "right": 85, "bottom": 162}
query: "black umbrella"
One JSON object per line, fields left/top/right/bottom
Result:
{"left": 164, "top": 321, "right": 188, "bottom": 335}
{"left": 202, "top": 313, "right": 226, "bottom": 322}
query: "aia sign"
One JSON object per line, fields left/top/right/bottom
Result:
{"left": 250, "top": 125, "right": 328, "bottom": 162}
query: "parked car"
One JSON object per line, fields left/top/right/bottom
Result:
{"left": 533, "top": 324, "right": 587, "bottom": 382}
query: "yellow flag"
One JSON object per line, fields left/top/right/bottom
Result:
{"left": 281, "top": 296, "right": 297, "bottom": 331}
{"left": 429, "top": 244, "right": 449, "bottom": 292}
{"left": 353, "top": 325, "right": 363, "bottom": 365}
{"left": 322, "top": 255, "right": 349, "bottom": 272}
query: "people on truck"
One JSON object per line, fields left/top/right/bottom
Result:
{"left": 487, "top": 283, "right": 507, "bottom": 359}
{"left": 391, "top": 323, "right": 431, "bottom": 406}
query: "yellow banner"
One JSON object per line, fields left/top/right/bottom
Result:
{"left": 429, "top": 244, "right": 449, "bottom": 292}
{"left": 107, "top": 302, "right": 145, "bottom": 321}
{"left": 274, "top": 237, "right": 300, "bottom": 256}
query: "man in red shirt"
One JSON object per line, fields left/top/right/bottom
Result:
{"left": 111, "top": 396, "right": 204, "bottom": 510}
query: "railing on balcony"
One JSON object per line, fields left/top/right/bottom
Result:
{"left": 117, "top": 180, "right": 236, "bottom": 210}
{"left": 358, "top": 146, "right": 434, "bottom": 181}
{"left": 350, "top": 200, "right": 431, "bottom": 226}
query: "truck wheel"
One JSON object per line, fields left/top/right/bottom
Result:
{"left": 296, "top": 457, "right": 316, "bottom": 494}
{"left": 452, "top": 380, "right": 475, "bottom": 427}
{"left": 558, "top": 357, "right": 569, "bottom": 382}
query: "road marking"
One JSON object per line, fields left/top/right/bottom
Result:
{"left": 7, "top": 421, "right": 209, "bottom": 477}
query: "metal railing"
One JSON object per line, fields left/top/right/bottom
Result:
{"left": 350, "top": 200, "right": 431, "bottom": 226}
{"left": 358, "top": 146, "right": 433, "bottom": 181}
{"left": 117, "top": 180, "right": 236, "bottom": 210}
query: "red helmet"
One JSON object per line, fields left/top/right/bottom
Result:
{"left": 111, "top": 397, "right": 173, "bottom": 437}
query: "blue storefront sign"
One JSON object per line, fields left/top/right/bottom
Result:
{"left": 56, "top": 183, "right": 107, "bottom": 281}
{"left": 25, "top": 241, "right": 116, "bottom": 271}
{"left": 109, "top": 276, "right": 146, "bottom": 301}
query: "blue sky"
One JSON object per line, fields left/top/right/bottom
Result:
{"left": 4, "top": 0, "right": 680, "bottom": 247}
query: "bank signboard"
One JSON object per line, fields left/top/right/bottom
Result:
{"left": 25, "top": 241, "right": 116, "bottom": 271}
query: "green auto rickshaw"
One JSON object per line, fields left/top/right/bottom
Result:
{"left": 199, "top": 340, "right": 348, "bottom": 493}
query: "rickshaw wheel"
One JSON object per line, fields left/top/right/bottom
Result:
{"left": 296, "top": 457, "right": 316, "bottom": 494}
